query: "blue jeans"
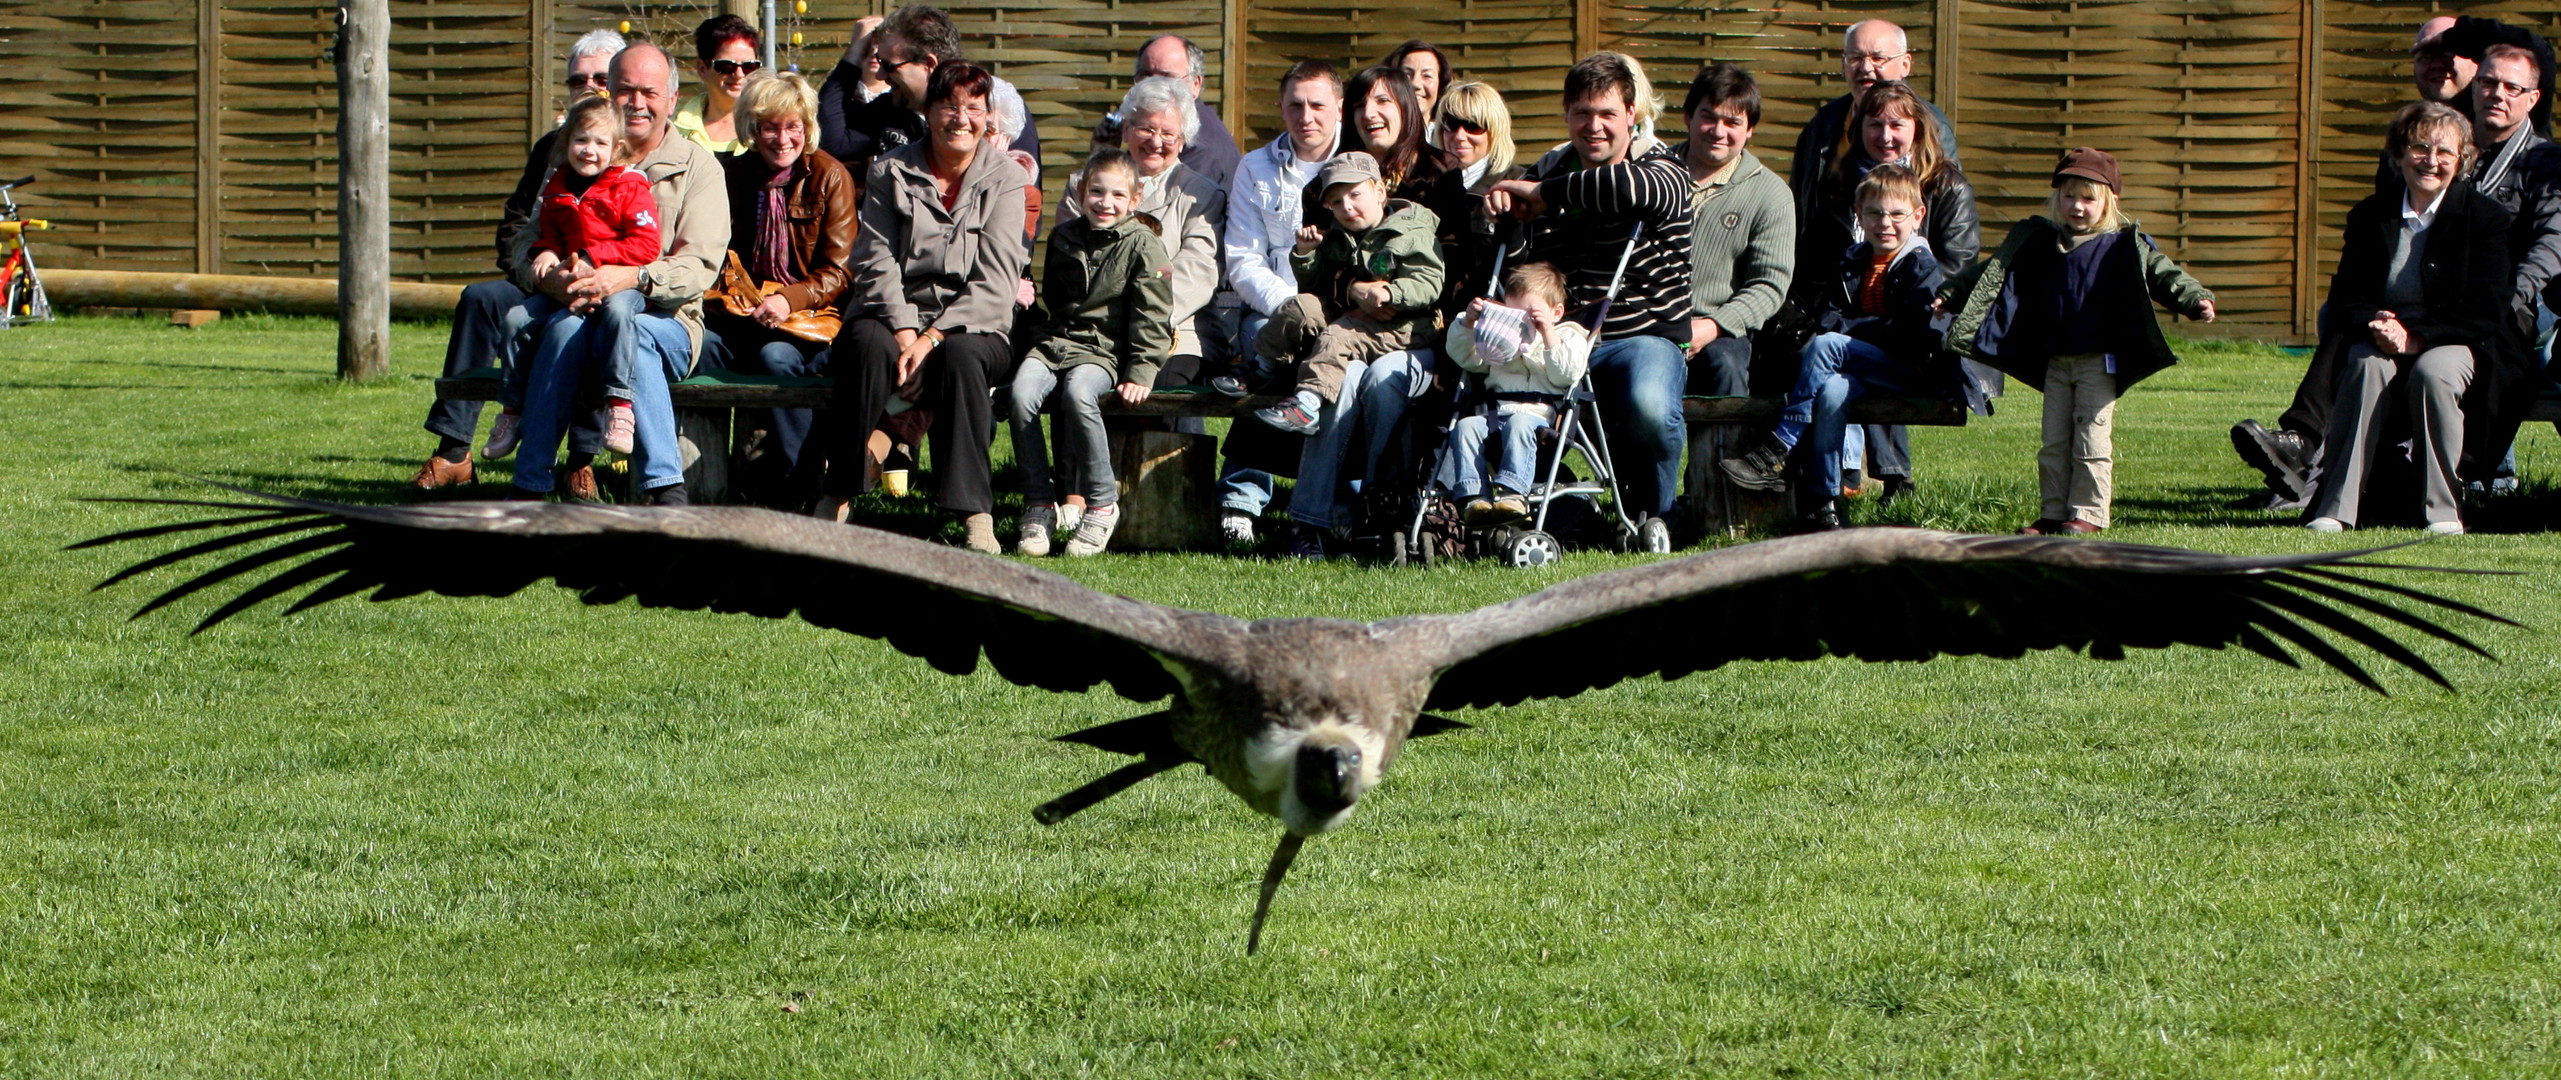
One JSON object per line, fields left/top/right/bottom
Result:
{"left": 1588, "top": 334, "right": 1687, "bottom": 518}
{"left": 1292, "top": 348, "right": 1434, "bottom": 529}
{"left": 1781, "top": 333, "right": 1919, "bottom": 496}
{"left": 512, "top": 291, "right": 693, "bottom": 494}
{"left": 1436, "top": 407, "right": 1553, "bottom": 498}
{"left": 1010, "top": 361, "right": 1120, "bottom": 507}
{"left": 700, "top": 319, "right": 831, "bottom": 472}
{"left": 1220, "top": 311, "right": 1277, "bottom": 515}
{"left": 427, "top": 278, "right": 555, "bottom": 446}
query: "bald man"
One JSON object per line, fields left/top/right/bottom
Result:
{"left": 1787, "top": 20, "right": 1959, "bottom": 218}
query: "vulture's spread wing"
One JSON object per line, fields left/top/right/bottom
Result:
{"left": 1408, "top": 530, "right": 2511, "bottom": 710}
{"left": 78, "top": 488, "right": 1242, "bottom": 701}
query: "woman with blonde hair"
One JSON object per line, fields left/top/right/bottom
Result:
{"left": 708, "top": 70, "right": 859, "bottom": 497}
{"left": 1430, "top": 80, "right": 1522, "bottom": 324}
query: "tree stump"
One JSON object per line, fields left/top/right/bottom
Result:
{"left": 1107, "top": 429, "right": 1219, "bottom": 550}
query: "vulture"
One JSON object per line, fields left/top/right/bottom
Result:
{"left": 79, "top": 488, "right": 2511, "bottom": 953}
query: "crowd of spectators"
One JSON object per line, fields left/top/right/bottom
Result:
{"left": 412, "top": 7, "right": 2561, "bottom": 550}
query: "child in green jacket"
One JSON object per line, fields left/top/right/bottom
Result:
{"left": 1008, "top": 149, "right": 1174, "bottom": 557}
{"left": 1938, "top": 148, "right": 2216, "bottom": 534}
{"left": 1213, "top": 151, "right": 1445, "bottom": 435}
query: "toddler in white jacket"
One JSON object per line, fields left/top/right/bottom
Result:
{"left": 1436, "top": 262, "right": 1593, "bottom": 525}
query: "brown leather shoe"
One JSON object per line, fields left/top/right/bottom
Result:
{"left": 2053, "top": 519, "right": 2101, "bottom": 535}
{"left": 2018, "top": 519, "right": 2060, "bottom": 536}
{"left": 561, "top": 464, "right": 602, "bottom": 503}
{"left": 412, "top": 453, "right": 473, "bottom": 490}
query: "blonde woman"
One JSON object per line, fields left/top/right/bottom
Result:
{"left": 1432, "top": 81, "right": 1520, "bottom": 323}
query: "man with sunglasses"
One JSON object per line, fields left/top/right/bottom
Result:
{"left": 818, "top": 6, "right": 1041, "bottom": 178}
{"left": 414, "top": 27, "right": 625, "bottom": 491}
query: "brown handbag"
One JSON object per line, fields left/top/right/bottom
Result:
{"left": 711, "top": 249, "right": 842, "bottom": 344}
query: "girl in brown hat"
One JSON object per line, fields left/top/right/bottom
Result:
{"left": 1936, "top": 147, "right": 2217, "bottom": 534}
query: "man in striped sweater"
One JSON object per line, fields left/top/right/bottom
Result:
{"left": 1486, "top": 52, "right": 1697, "bottom": 524}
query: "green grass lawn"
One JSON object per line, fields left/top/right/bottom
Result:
{"left": 3, "top": 314, "right": 2559, "bottom": 1076}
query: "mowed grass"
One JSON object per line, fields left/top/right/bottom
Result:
{"left": 3, "top": 314, "right": 2559, "bottom": 1077}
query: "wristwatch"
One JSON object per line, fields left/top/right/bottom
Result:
{"left": 635, "top": 266, "right": 656, "bottom": 295}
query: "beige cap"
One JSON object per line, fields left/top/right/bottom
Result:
{"left": 1317, "top": 151, "right": 1383, "bottom": 193}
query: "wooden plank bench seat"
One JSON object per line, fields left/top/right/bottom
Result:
{"left": 432, "top": 367, "right": 1967, "bottom": 545}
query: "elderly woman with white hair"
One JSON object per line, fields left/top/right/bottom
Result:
{"left": 705, "top": 71, "right": 859, "bottom": 495}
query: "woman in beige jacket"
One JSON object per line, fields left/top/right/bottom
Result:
{"left": 812, "top": 61, "right": 1031, "bottom": 551}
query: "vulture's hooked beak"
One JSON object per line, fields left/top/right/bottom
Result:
{"left": 1294, "top": 742, "right": 1361, "bottom": 819}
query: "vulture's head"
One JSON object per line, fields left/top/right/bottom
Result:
{"left": 1250, "top": 719, "right": 1390, "bottom": 836}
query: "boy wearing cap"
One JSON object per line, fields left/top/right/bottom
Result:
{"left": 1216, "top": 151, "right": 1445, "bottom": 434}
{"left": 1938, "top": 147, "right": 2217, "bottom": 535}
{"left": 1437, "top": 261, "right": 1592, "bottom": 524}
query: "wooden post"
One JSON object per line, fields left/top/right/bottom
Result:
{"left": 1223, "top": 0, "right": 1247, "bottom": 143}
{"left": 1573, "top": 0, "right": 1600, "bottom": 60}
{"left": 1932, "top": 0, "right": 1960, "bottom": 125}
{"left": 195, "top": 0, "right": 220, "bottom": 275}
{"left": 2295, "top": 0, "right": 2325, "bottom": 342}
{"left": 335, "top": 0, "right": 391, "bottom": 381}
{"left": 527, "top": 0, "right": 553, "bottom": 146}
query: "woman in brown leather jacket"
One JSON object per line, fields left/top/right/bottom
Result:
{"left": 709, "top": 72, "right": 859, "bottom": 490}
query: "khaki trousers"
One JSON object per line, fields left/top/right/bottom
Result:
{"left": 2307, "top": 343, "right": 2474, "bottom": 527}
{"left": 2039, "top": 352, "right": 2120, "bottom": 527}
{"left": 1256, "top": 293, "right": 1414, "bottom": 403}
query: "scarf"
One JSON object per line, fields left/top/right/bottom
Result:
{"left": 750, "top": 158, "right": 803, "bottom": 285}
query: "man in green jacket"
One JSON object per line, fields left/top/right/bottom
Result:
{"left": 1673, "top": 62, "right": 1795, "bottom": 397}
{"left": 1241, "top": 152, "right": 1446, "bottom": 435}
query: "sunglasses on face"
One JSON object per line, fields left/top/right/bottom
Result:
{"left": 565, "top": 73, "right": 610, "bottom": 89}
{"left": 1440, "top": 116, "right": 1487, "bottom": 135}
{"left": 709, "top": 59, "right": 764, "bottom": 76}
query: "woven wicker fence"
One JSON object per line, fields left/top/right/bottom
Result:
{"left": 2, "top": 0, "right": 2552, "bottom": 340}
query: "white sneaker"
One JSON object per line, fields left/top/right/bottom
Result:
{"left": 2424, "top": 519, "right": 2465, "bottom": 536}
{"left": 1220, "top": 510, "right": 1255, "bottom": 542}
{"left": 1055, "top": 502, "right": 1084, "bottom": 535}
{"left": 2305, "top": 516, "right": 2346, "bottom": 533}
{"left": 1017, "top": 505, "right": 1055, "bottom": 556}
{"left": 482, "top": 411, "right": 521, "bottom": 458}
{"left": 604, "top": 403, "right": 636, "bottom": 454}
{"left": 1064, "top": 503, "right": 1120, "bottom": 557}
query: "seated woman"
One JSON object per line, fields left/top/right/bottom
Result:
{"left": 705, "top": 71, "right": 856, "bottom": 497}
{"left": 2305, "top": 101, "right": 2533, "bottom": 536}
{"left": 1789, "top": 79, "right": 1979, "bottom": 501}
{"left": 676, "top": 15, "right": 760, "bottom": 157}
{"left": 811, "top": 62, "right": 1030, "bottom": 552}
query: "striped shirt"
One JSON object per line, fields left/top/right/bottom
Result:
{"left": 1517, "top": 139, "right": 1695, "bottom": 343}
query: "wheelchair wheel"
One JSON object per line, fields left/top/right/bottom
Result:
{"left": 1636, "top": 515, "right": 1673, "bottom": 554}
{"left": 1503, "top": 529, "right": 1562, "bottom": 568}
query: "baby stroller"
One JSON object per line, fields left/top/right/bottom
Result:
{"left": 1389, "top": 220, "right": 1676, "bottom": 567}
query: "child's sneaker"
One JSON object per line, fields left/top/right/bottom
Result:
{"left": 483, "top": 411, "right": 521, "bottom": 458}
{"left": 1483, "top": 492, "right": 1530, "bottom": 525}
{"left": 2304, "top": 516, "right": 2346, "bottom": 534}
{"left": 605, "top": 402, "right": 637, "bottom": 454}
{"left": 1209, "top": 373, "right": 1253, "bottom": 397}
{"left": 1063, "top": 503, "right": 1120, "bottom": 557}
{"left": 1056, "top": 502, "right": 1084, "bottom": 534}
{"left": 1018, "top": 504, "right": 1056, "bottom": 556}
{"left": 1285, "top": 523, "right": 1328, "bottom": 559}
{"left": 1220, "top": 510, "right": 1256, "bottom": 542}
{"left": 1462, "top": 496, "right": 1496, "bottom": 523}
{"left": 1718, "top": 432, "right": 1789, "bottom": 492}
{"left": 1254, "top": 398, "right": 1323, "bottom": 435}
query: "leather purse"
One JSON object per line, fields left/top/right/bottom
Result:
{"left": 711, "top": 249, "right": 841, "bottom": 344}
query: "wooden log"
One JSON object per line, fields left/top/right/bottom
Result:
{"left": 43, "top": 269, "right": 462, "bottom": 319}
{"left": 1107, "top": 430, "right": 1221, "bottom": 551}
{"left": 336, "top": 0, "right": 391, "bottom": 380}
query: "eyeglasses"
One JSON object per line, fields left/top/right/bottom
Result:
{"left": 564, "top": 72, "right": 610, "bottom": 89}
{"left": 1857, "top": 208, "right": 1915, "bottom": 223}
{"left": 1440, "top": 116, "right": 1488, "bottom": 135}
{"left": 934, "top": 103, "right": 989, "bottom": 122}
{"left": 2404, "top": 141, "right": 2462, "bottom": 162}
{"left": 709, "top": 59, "right": 764, "bottom": 77}
{"left": 2478, "top": 76, "right": 2539, "bottom": 100}
{"left": 879, "top": 53, "right": 924, "bottom": 74}
{"left": 1844, "top": 50, "right": 1908, "bottom": 66}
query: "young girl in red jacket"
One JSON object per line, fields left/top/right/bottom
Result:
{"left": 486, "top": 95, "right": 663, "bottom": 459}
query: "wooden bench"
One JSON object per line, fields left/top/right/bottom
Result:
{"left": 436, "top": 366, "right": 1969, "bottom": 547}
{"left": 433, "top": 366, "right": 1281, "bottom": 549}
{"left": 1680, "top": 394, "right": 1970, "bottom": 538}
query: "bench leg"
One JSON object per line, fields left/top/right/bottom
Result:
{"left": 1683, "top": 420, "right": 1793, "bottom": 539}
{"left": 1105, "top": 427, "right": 1219, "bottom": 551}
{"left": 677, "top": 407, "right": 730, "bottom": 504}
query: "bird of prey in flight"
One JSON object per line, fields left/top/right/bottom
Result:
{"left": 79, "top": 489, "right": 2509, "bottom": 952}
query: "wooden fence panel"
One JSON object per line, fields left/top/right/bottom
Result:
{"left": 1614, "top": 1, "right": 1940, "bottom": 185}
{"left": 0, "top": 0, "right": 205, "bottom": 274}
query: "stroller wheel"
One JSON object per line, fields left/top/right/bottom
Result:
{"left": 1503, "top": 529, "right": 1563, "bottom": 568}
{"left": 1636, "top": 515, "right": 1674, "bottom": 554}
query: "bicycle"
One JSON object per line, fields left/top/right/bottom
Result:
{"left": 1, "top": 175, "right": 54, "bottom": 328}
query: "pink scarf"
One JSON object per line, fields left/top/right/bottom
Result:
{"left": 749, "top": 159, "right": 802, "bottom": 285}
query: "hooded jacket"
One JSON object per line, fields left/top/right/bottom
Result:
{"left": 530, "top": 164, "right": 662, "bottom": 270}
{"left": 1791, "top": 157, "right": 1980, "bottom": 313}
{"left": 853, "top": 140, "right": 1031, "bottom": 340}
{"left": 1289, "top": 198, "right": 1445, "bottom": 335}
{"left": 1815, "top": 238, "right": 1949, "bottom": 382}
{"left": 1032, "top": 214, "right": 1176, "bottom": 387}
{"left": 1062, "top": 162, "right": 1227, "bottom": 358}
{"left": 1939, "top": 216, "right": 2212, "bottom": 392}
